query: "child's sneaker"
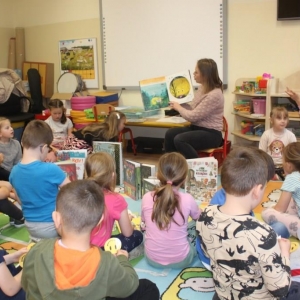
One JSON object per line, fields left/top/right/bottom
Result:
{"left": 9, "top": 217, "right": 15, "bottom": 225}
{"left": 13, "top": 218, "right": 25, "bottom": 228}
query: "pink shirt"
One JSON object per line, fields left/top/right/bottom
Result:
{"left": 178, "top": 87, "right": 224, "bottom": 131}
{"left": 141, "top": 190, "right": 201, "bottom": 265}
{"left": 90, "top": 191, "right": 127, "bottom": 247}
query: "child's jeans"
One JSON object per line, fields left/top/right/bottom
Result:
{"left": 262, "top": 198, "right": 300, "bottom": 238}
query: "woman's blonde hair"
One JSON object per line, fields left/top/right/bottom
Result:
{"left": 84, "top": 152, "right": 116, "bottom": 191}
{"left": 81, "top": 111, "right": 126, "bottom": 141}
{"left": 151, "top": 152, "right": 188, "bottom": 230}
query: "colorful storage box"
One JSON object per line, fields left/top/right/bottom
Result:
{"left": 233, "top": 100, "right": 251, "bottom": 114}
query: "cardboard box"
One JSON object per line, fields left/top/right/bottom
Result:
{"left": 51, "top": 91, "right": 90, "bottom": 109}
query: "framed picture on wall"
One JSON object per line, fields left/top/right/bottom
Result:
{"left": 58, "top": 37, "right": 99, "bottom": 88}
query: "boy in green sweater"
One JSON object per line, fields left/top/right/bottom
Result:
{"left": 21, "top": 180, "right": 159, "bottom": 300}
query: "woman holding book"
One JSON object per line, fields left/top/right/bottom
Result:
{"left": 165, "top": 58, "right": 224, "bottom": 159}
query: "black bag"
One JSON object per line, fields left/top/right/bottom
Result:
{"left": 27, "top": 68, "right": 45, "bottom": 113}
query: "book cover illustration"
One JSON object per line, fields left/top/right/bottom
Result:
{"left": 123, "top": 159, "right": 141, "bottom": 200}
{"left": 57, "top": 149, "right": 87, "bottom": 180}
{"left": 142, "top": 178, "right": 160, "bottom": 196}
{"left": 165, "top": 70, "right": 194, "bottom": 104}
{"left": 139, "top": 70, "right": 193, "bottom": 111}
{"left": 185, "top": 157, "right": 218, "bottom": 203}
{"left": 139, "top": 76, "right": 170, "bottom": 111}
{"left": 55, "top": 160, "right": 77, "bottom": 182}
{"left": 93, "top": 141, "right": 123, "bottom": 185}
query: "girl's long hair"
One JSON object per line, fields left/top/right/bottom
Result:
{"left": 151, "top": 152, "right": 188, "bottom": 230}
{"left": 84, "top": 152, "right": 116, "bottom": 191}
{"left": 81, "top": 111, "right": 126, "bottom": 141}
{"left": 84, "top": 152, "right": 117, "bottom": 238}
{"left": 48, "top": 99, "right": 67, "bottom": 124}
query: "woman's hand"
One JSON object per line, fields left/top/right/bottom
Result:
{"left": 0, "top": 153, "right": 4, "bottom": 164}
{"left": 169, "top": 101, "right": 181, "bottom": 111}
{"left": 286, "top": 88, "right": 300, "bottom": 105}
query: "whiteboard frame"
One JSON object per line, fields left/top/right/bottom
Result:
{"left": 100, "top": 0, "right": 227, "bottom": 90}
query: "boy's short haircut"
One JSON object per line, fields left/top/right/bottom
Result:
{"left": 56, "top": 180, "right": 104, "bottom": 233}
{"left": 21, "top": 120, "right": 53, "bottom": 149}
{"left": 221, "top": 147, "right": 268, "bottom": 196}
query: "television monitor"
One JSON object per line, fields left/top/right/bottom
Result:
{"left": 277, "top": 0, "right": 300, "bottom": 20}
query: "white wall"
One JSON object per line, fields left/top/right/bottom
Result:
{"left": 1, "top": 0, "right": 300, "bottom": 138}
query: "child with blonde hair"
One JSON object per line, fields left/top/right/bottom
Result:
{"left": 85, "top": 152, "right": 143, "bottom": 253}
{"left": 63, "top": 111, "right": 126, "bottom": 154}
{"left": 141, "top": 152, "right": 201, "bottom": 268}
{"left": 262, "top": 142, "right": 300, "bottom": 239}
{"left": 259, "top": 106, "right": 296, "bottom": 179}
{"left": 0, "top": 117, "right": 22, "bottom": 181}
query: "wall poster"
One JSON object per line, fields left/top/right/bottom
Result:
{"left": 58, "top": 37, "right": 99, "bottom": 88}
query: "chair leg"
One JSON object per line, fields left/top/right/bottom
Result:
{"left": 128, "top": 130, "right": 137, "bottom": 156}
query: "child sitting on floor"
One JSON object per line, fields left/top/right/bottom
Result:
{"left": 0, "top": 247, "right": 28, "bottom": 300}
{"left": 85, "top": 152, "right": 143, "bottom": 254}
{"left": 196, "top": 147, "right": 291, "bottom": 300}
{"left": 0, "top": 181, "right": 24, "bottom": 227}
{"left": 9, "top": 120, "right": 70, "bottom": 240}
{"left": 0, "top": 117, "right": 22, "bottom": 181}
{"left": 196, "top": 147, "right": 278, "bottom": 269}
{"left": 141, "top": 152, "right": 201, "bottom": 269}
{"left": 21, "top": 180, "right": 159, "bottom": 300}
{"left": 44, "top": 99, "right": 73, "bottom": 149}
{"left": 259, "top": 106, "right": 296, "bottom": 180}
{"left": 262, "top": 141, "right": 300, "bottom": 239}
{"left": 63, "top": 111, "right": 126, "bottom": 154}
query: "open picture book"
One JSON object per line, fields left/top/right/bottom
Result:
{"left": 139, "top": 70, "right": 194, "bottom": 111}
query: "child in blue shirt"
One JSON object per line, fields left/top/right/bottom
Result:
{"left": 9, "top": 120, "right": 70, "bottom": 241}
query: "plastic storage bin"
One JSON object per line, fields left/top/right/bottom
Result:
{"left": 71, "top": 96, "right": 96, "bottom": 111}
{"left": 252, "top": 98, "right": 266, "bottom": 115}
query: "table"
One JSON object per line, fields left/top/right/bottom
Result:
{"left": 126, "top": 117, "right": 190, "bottom": 128}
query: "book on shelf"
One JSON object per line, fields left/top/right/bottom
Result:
{"left": 55, "top": 160, "right": 77, "bottom": 182}
{"left": 185, "top": 157, "right": 218, "bottom": 204}
{"left": 56, "top": 149, "right": 87, "bottom": 180}
{"left": 139, "top": 70, "right": 194, "bottom": 111}
{"left": 93, "top": 141, "right": 123, "bottom": 185}
{"left": 142, "top": 178, "right": 160, "bottom": 195}
{"left": 123, "top": 159, "right": 141, "bottom": 200}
